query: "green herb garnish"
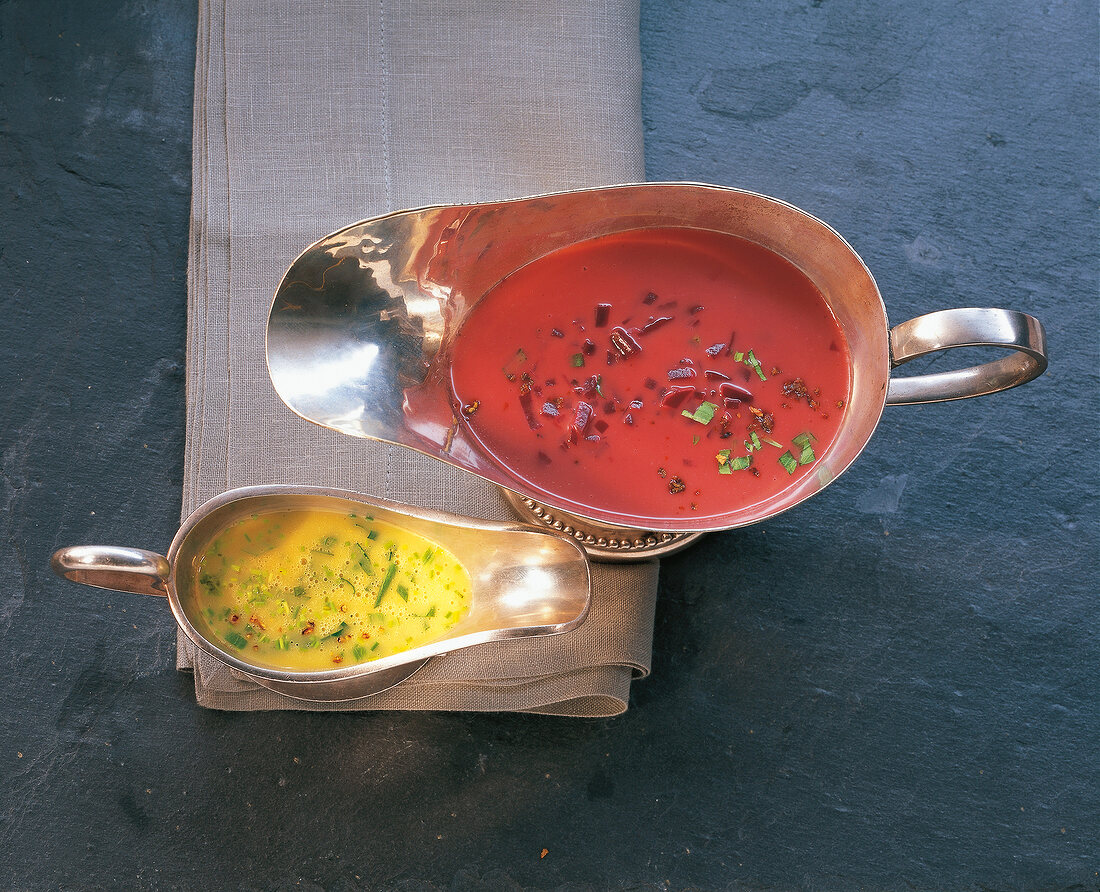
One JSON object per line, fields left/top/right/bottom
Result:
{"left": 792, "top": 431, "right": 817, "bottom": 465}
{"left": 570, "top": 353, "right": 585, "bottom": 367}
{"left": 323, "top": 621, "right": 349, "bottom": 641}
{"left": 744, "top": 349, "right": 767, "bottom": 381}
{"left": 353, "top": 644, "right": 367, "bottom": 661}
{"left": 681, "top": 401, "right": 719, "bottom": 425}
{"left": 354, "top": 542, "right": 373, "bottom": 575}
{"left": 396, "top": 583, "right": 410, "bottom": 602}
{"left": 375, "top": 563, "right": 398, "bottom": 606}
{"left": 716, "top": 449, "right": 752, "bottom": 473}
{"left": 224, "top": 631, "right": 248, "bottom": 650}
{"left": 778, "top": 451, "right": 798, "bottom": 474}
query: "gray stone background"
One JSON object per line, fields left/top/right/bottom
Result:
{"left": 1, "top": 0, "right": 1096, "bottom": 888}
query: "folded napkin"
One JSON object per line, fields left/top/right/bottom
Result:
{"left": 183, "top": 0, "right": 653, "bottom": 714}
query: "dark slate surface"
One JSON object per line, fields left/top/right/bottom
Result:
{"left": 1, "top": 0, "right": 1096, "bottom": 889}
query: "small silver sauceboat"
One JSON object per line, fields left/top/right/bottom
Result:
{"left": 51, "top": 485, "right": 592, "bottom": 701}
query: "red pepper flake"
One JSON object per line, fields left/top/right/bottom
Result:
{"left": 748, "top": 406, "right": 775, "bottom": 433}
{"left": 462, "top": 400, "right": 480, "bottom": 416}
{"left": 229, "top": 613, "right": 240, "bottom": 624}
{"left": 668, "top": 476, "right": 686, "bottom": 494}
{"left": 657, "top": 467, "right": 667, "bottom": 478}
{"left": 301, "top": 622, "right": 315, "bottom": 636}
{"left": 332, "top": 654, "right": 343, "bottom": 664}
{"left": 595, "top": 303, "right": 612, "bottom": 327}
{"left": 249, "top": 614, "right": 265, "bottom": 631}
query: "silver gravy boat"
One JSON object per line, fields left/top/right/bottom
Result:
{"left": 266, "top": 183, "right": 1047, "bottom": 557}
{"left": 51, "top": 486, "right": 592, "bottom": 702}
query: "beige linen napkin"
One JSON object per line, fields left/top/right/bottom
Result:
{"left": 183, "top": 0, "right": 654, "bottom": 715}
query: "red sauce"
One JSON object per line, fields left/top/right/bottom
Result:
{"left": 449, "top": 227, "right": 851, "bottom": 524}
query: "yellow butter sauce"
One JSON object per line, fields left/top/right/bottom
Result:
{"left": 191, "top": 508, "right": 472, "bottom": 670}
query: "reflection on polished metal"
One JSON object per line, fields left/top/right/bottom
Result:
{"left": 887, "top": 307, "right": 1047, "bottom": 405}
{"left": 51, "top": 486, "right": 592, "bottom": 702}
{"left": 498, "top": 489, "right": 703, "bottom": 562}
{"left": 266, "top": 182, "right": 1048, "bottom": 537}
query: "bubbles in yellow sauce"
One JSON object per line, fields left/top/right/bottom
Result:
{"left": 191, "top": 509, "right": 472, "bottom": 670}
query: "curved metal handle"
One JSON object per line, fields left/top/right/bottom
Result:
{"left": 886, "top": 308, "right": 1047, "bottom": 405}
{"left": 50, "top": 546, "right": 171, "bottom": 598}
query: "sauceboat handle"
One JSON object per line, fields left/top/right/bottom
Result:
{"left": 50, "top": 546, "right": 171, "bottom": 598}
{"left": 886, "top": 308, "right": 1047, "bottom": 405}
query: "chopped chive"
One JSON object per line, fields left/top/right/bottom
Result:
{"left": 570, "top": 353, "right": 586, "bottom": 367}
{"left": 353, "top": 644, "right": 367, "bottom": 661}
{"left": 375, "top": 563, "right": 398, "bottom": 606}
{"left": 744, "top": 349, "right": 767, "bottom": 381}
{"left": 422, "top": 548, "right": 434, "bottom": 564}
{"left": 224, "top": 631, "right": 247, "bottom": 650}
{"left": 396, "top": 583, "right": 410, "bottom": 602}
{"left": 338, "top": 575, "right": 356, "bottom": 594}
{"left": 750, "top": 431, "right": 762, "bottom": 450}
{"left": 762, "top": 436, "right": 783, "bottom": 449}
{"left": 371, "top": 642, "right": 380, "bottom": 651}
{"left": 718, "top": 463, "right": 732, "bottom": 475}
{"left": 323, "top": 621, "right": 349, "bottom": 641}
{"left": 778, "top": 451, "right": 798, "bottom": 474}
{"left": 425, "top": 605, "right": 436, "bottom": 617}
{"left": 733, "top": 351, "right": 745, "bottom": 362}
{"left": 692, "top": 435, "right": 700, "bottom": 445}
{"left": 728, "top": 455, "right": 753, "bottom": 471}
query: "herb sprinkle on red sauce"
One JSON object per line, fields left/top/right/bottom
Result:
{"left": 449, "top": 228, "right": 851, "bottom": 523}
